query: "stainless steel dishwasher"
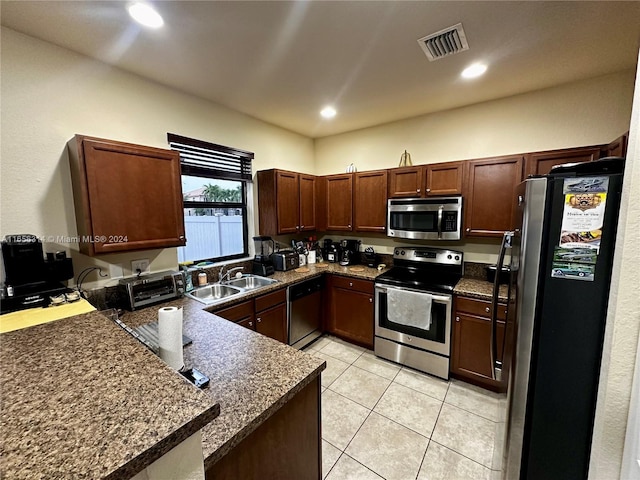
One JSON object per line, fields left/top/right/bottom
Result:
{"left": 288, "top": 276, "right": 323, "bottom": 349}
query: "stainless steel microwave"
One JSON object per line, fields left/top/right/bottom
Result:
{"left": 387, "top": 197, "right": 463, "bottom": 240}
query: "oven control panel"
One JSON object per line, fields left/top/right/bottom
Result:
{"left": 392, "top": 247, "right": 462, "bottom": 266}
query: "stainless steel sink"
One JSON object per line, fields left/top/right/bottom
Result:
{"left": 186, "top": 283, "right": 243, "bottom": 305}
{"left": 224, "top": 275, "right": 278, "bottom": 290}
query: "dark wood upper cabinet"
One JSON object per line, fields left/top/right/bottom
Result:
{"left": 68, "top": 135, "right": 186, "bottom": 256}
{"left": 325, "top": 173, "right": 353, "bottom": 231}
{"left": 388, "top": 162, "right": 462, "bottom": 198}
{"left": 425, "top": 161, "right": 463, "bottom": 196}
{"left": 605, "top": 132, "right": 628, "bottom": 158}
{"left": 463, "top": 155, "right": 524, "bottom": 238}
{"left": 524, "top": 146, "right": 602, "bottom": 177}
{"left": 257, "top": 169, "right": 316, "bottom": 235}
{"left": 354, "top": 170, "right": 387, "bottom": 232}
{"left": 388, "top": 166, "right": 423, "bottom": 198}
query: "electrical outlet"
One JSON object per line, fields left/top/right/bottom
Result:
{"left": 131, "top": 259, "right": 150, "bottom": 274}
{"left": 109, "top": 263, "right": 124, "bottom": 279}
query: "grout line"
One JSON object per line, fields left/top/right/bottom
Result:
{"left": 415, "top": 439, "right": 431, "bottom": 480}
{"left": 428, "top": 439, "right": 495, "bottom": 471}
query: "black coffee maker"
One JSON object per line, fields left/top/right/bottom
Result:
{"left": 339, "top": 239, "right": 361, "bottom": 266}
{"left": 252, "top": 236, "right": 275, "bottom": 276}
{"left": 1, "top": 234, "right": 74, "bottom": 313}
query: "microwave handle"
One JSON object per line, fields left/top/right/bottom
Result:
{"left": 437, "top": 205, "right": 444, "bottom": 239}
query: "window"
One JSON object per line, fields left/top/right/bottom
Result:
{"left": 168, "top": 133, "right": 253, "bottom": 264}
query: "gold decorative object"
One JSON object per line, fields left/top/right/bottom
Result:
{"left": 399, "top": 150, "right": 412, "bottom": 167}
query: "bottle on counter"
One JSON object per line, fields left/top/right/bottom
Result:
{"left": 179, "top": 262, "right": 195, "bottom": 292}
{"left": 198, "top": 271, "right": 207, "bottom": 286}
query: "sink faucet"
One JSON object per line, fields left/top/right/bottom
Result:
{"left": 219, "top": 266, "right": 244, "bottom": 283}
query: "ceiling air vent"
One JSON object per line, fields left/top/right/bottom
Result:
{"left": 417, "top": 23, "right": 469, "bottom": 61}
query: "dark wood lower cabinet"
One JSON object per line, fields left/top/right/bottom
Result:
{"left": 206, "top": 377, "right": 321, "bottom": 480}
{"left": 451, "top": 296, "right": 507, "bottom": 391}
{"left": 255, "top": 303, "right": 287, "bottom": 344}
{"left": 326, "top": 276, "right": 374, "bottom": 349}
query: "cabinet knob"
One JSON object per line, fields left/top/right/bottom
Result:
{"left": 369, "top": 298, "right": 373, "bottom": 303}
{"left": 426, "top": 188, "right": 431, "bottom": 193}
{"left": 466, "top": 228, "right": 471, "bottom": 233}
{"left": 349, "top": 282, "right": 353, "bottom": 287}
{"left": 456, "top": 316, "right": 460, "bottom": 322}
{"left": 249, "top": 321, "right": 253, "bottom": 327}
{"left": 485, "top": 307, "right": 490, "bottom": 313}
{"left": 179, "top": 235, "right": 185, "bottom": 240}
{"left": 348, "top": 224, "right": 352, "bottom": 229}
{"left": 296, "top": 226, "right": 300, "bottom": 230}
{"left": 257, "top": 317, "right": 262, "bottom": 323}
{"left": 301, "top": 225, "right": 305, "bottom": 229}
{"left": 416, "top": 189, "right": 420, "bottom": 193}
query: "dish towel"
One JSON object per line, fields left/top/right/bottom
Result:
{"left": 387, "top": 288, "right": 433, "bottom": 331}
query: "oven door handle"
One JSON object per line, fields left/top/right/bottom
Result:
{"left": 375, "top": 285, "right": 451, "bottom": 305}
{"left": 437, "top": 205, "right": 444, "bottom": 239}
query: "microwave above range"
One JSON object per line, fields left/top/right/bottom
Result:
{"left": 387, "top": 196, "right": 463, "bottom": 241}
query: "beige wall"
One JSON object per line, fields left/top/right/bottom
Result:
{"left": 589, "top": 51, "right": 640, "bottom": 480}
{"left": 314, "top": 70, "right": 635, "bottom": 262}
{"left": 0, "top": 27, "right": 314, "bottom": 288}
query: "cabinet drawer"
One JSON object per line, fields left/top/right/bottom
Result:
{"left": 255, "top": 288, "right": 286, "bottom": 312}
{"left": 331, "top": 276, "right": 374, "bottom": 294}
{"left": 456, "top": 296, "right": 507, "bottom": 320}
{"left": 214, "top": 300, "right": 254, "bottom": 322}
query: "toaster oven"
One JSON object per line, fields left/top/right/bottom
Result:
{"left": 118, "top": 270, "right": 184, "bottom": 310}
{"left": 271, "top": 251, "right": 300, "bottom": 271}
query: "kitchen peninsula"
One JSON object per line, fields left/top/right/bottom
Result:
{"left": 0, "top": 294, "right": 325, "bottom": 479}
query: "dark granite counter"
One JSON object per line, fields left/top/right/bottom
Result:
{"left": 0, "top": 311, "right": 220, "bottom": 480}
{"left": 454, "top": 277, "right": 509, "bottom": 302}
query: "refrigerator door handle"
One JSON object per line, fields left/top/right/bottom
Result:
{"left": 491, "top": 231, "right": 513, "bottom": 381}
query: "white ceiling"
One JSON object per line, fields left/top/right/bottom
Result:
{"left": 2, "top": 1, "right": 639, "bottom": 138}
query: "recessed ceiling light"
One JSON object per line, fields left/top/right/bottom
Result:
{"left": 128, "top": 3, "right": 164, "bottom": 28}
{"left": 461, "top": 63, "right": 487, "bottom": 79}
{"left": 320, "top": 106, "right": 337, "bottom": 119}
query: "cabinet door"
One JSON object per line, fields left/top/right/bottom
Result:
{"left": 463, "top": 155, "right": 524, "bottom": 237}
{"left": 299, "top": 174, "right": 317, "bottom": 232}
{"left": 276, "top": 171, "right": 301, "bottom": 234}
{"left": 605, "top": 133, "right": 628, "bottom": 158}
{"left": 327, "top": 277, "right": 374, "bottom": 349}
{"left": 425, "top": 162, "right": 463, "bottom": 196}
{"left": 525, "top": 146, "right": 601, "bottom": 177}
{"left": 388, "top": 167, "right": 423, "bottom": 198}
{"left": 237, "top": 317, "right": 256, "bottom": 330}
{"left": 325, "top": 174, "right": 353, "bottom": 231}
{"left": 451, "top": 313, "right": 505, "bottom": 383}
{"left": 354, "top": 170, "right": 387, "bottom": 232}
{"left": 256, "top": 303, "right": 288, "bottom": 343}
{"left": 69, "top": 136, "right": 186, "bottom": 256}
{"left": 214, "top": 300, "right": 254, "bottom": 322}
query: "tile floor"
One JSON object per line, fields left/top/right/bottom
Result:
{"left": 304, "top": 335, "right": 503, "bottom": 480}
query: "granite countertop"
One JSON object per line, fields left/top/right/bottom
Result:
{"left": 454, "top": 277, "right": 509, "bottom": 302}
{"left": 0, "top": 311, "right": 220, "bottom": 480}
{"left": 120, "top": 298, "right": 325, "bottom": 470}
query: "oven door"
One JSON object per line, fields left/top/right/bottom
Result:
{"left": 374, "top": 284, "right": 452, "bottom": 356}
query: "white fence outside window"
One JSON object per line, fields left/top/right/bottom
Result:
{"left": 178, "top": 215, "right": 244, "bottom": 263}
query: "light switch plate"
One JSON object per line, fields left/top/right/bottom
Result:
{"left": 131, "top": 259, "right": 150, "bottom": 274}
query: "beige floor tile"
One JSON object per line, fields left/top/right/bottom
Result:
{"left": 329, "top": 365, "right": 391, "bottom": 409}
{"left": 353, "top": 351, "right": 401, "bottom": 380}
{"left": 309, "top": 335, "right": 333, "bottom": 351}
{"left": 346, "top": 412, "right": 429, "bottom": 480}
{"left": 417, "top": 441, "right": 491, "bottom": 480}
{"left": 312, "top": 351, "right": 350, "bottom": 387}
{"left": 319, "top": 339, "right": 365, "bottom": 364}
{"left": 393, "top": 367, "right": 450, "bottom": 401}
{"left": 325, "top": 454, "right": 384, "bottom": 480}
{"left": 322, "top": 440, "right": 342, "bottom": 478}
{"left": 374, "top": 382, "right": 443, "bottom": 437}
{"left": 445, "top": 379, "right": 502, "bottom": 421}
{"left": 431, "top": 403, "right": 495, "bottom": 468}
{"left": 321, "top": 389, "right": 370, "bottom": 450}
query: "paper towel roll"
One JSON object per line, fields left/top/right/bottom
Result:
{"left": 158, "top": 306, "right": 184, "bottom": 370}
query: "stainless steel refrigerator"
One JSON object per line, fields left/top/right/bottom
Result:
{"left": 491, "top": 157, "right": 625, "bottom": 480}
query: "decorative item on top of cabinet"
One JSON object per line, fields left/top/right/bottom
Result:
{"left": 524, "top": 145, "right": 603, "bottom": 177}
{"left": 324, "top": 173, "right": 354, "bottom": 231}
{"left": 67, "top": 135, "right": 186, "bottom": 256}
{"left": 463, "top": 154, "right": 524, "bottom": 238}
{"left": 399, "top": 150, "right": 413, "bottom": 167}
{"left": 354, "top": 170, "right": 388, "bottom": 232}
{"left": 604, "top": 132, "right": 628, "bottom": 158}
{"left": 388, "top": 162, "right": 463, "bottom": 198}
{"left": 451, "top": 295, "right": 508, "bottom": 391}
{"left": 257, "top": 169, "right": 316, "bottom": 236}
{"left": 326, "top": 275, "right": 374, "bottom": 349}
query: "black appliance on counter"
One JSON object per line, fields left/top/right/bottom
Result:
{"left": 324, "top": 239, "right": 339, "bottom": 263}
{"left": 1, "top": 234, "right": 74, "bottom": 314}
{"left": 339, "top": 239, "right": 361, "bottom": 266}
{"left": 252, "top": 236, "right": 275, "bottom": 276}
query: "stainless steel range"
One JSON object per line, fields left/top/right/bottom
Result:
{"left": 374, "top": 246, "right": 462, "bottom": 380}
